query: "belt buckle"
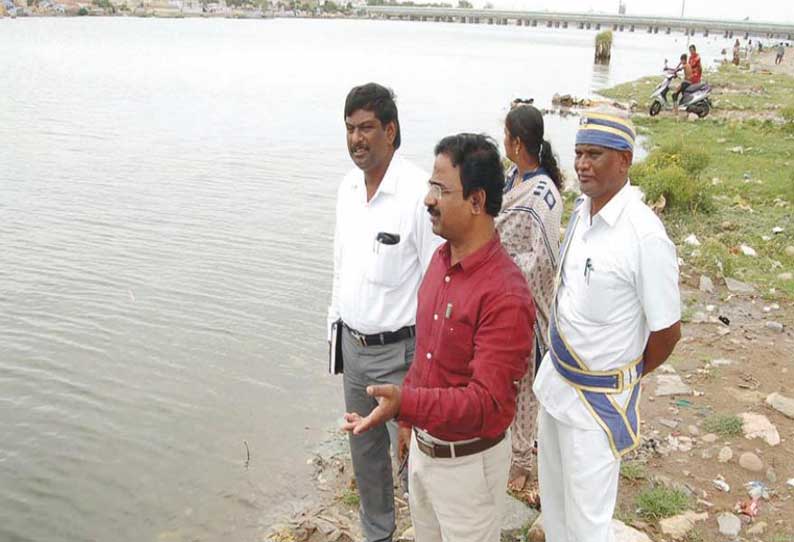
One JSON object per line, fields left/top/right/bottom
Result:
{"left": 350, "top": 329, "right": 367, "bottom": 347}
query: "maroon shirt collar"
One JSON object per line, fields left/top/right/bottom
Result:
{"left": 439, "top": 231, "right": 502, "bottom": 274}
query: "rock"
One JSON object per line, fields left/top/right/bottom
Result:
{"left": 527, "top": 516, "right": 651, "bottom": 542}
{"left": 501, "top": 494, "right": 539, "bottom": 531}
{"left": 787, "top": 478, "right": 794, "bottom": 488}
{"left": 766, "top": 467, "right": 777, "bottom": 483}
{"left": 717, "top": 512, "right": 742, "bottom": 537}
{"left": 785, "top": 245, "right": 794, "bottom": 257}
{"left": 687, "top": 113, "right": 698, "bottom": 122}
{"left": 773, "top": 226, "right": 784, "bottom": 234}
{"left": 527, "top": 515, "right": 545, "bottom": 542}
{"left": 677, "top": 436, "right": 693, "bottom": 452}
{"left": 397, "top": 527, "right": 415, "bottom": 541}
{"left": 726, "top": 387, "right": 766, "bottom": 404}
{"left": 766, "top": 321, "right": 784, "bottom": 333}
{"left": 658, "top": 365, "right": 677, "bottom": 374}
{"left": 688, "top": 425, "right": 700, "bottom": 436}
{"left": 747, "top": 521, "right": 767, "bottom": 536}
{"left": 684, "top": 234, "right": 701, "bottom": 246}
{"left": 720, "top": 220, "right": 735, "bottom": 230}
{"left": 659, "top": 418, "right": 679, "bottom": 429}
{"left": 718, "top": 446, "right": 733, "bottom": 463}
{"left": 766, "top": 392, "right": 794, "bottom": 419}
{"left": 713, "top": 478, "right": 731, "bottom": 492}
{"left": 691, "top": 311, "right": 709, "bottom": 323}
{"left": 778, "top": 272, "right": 793, "bottom": 281}
{"left": 659, "top": 511, "right": 709, "bottom": 540}
{"left": 701, "top": 447, "right": 715, "bottom": 460}
{"left": 739, "top": 244, "right": 758, "bottom": 257}
{"left": 655, "top": 374, "right": 693, "bottom": 397}
{"left": 702, "top": 433, "right": 718, "bottom": 443}
{"left": 739, "top": 452, "right": 764, "bottom": 472}
{"left": 740, "top": 413, "right": 781, "bottom": 446}
{"left": 711, "top": 358, "right": 735, "bottom": 366}
{"left": 725, "top": 277, "right": 755, "bottom": 293}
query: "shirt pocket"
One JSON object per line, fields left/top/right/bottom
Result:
{"left": 575, "top": 255, "right": 623, "bottom": 324}
{"left": 435, "top": 319, "right": 475, "bottom": 375}
{"left": 366, "top": 238, "right": 409, "bottom": 288}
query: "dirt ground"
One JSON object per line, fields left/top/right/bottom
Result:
{"left": 266, "top": 278, "right": 794, "bottom": 542}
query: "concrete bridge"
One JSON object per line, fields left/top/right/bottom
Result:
{"left": 363, "top": 7, "right": 794, "bottom": 40}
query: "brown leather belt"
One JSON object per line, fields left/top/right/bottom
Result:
{"left": 414, "top": 429, "right": 505, "bottom": 459}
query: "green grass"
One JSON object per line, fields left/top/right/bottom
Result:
{"left": 600, "top": 63, "right": 794, "bottom": 116}
{"left": 620, "top": 462, "right": 647, "bottom": 481}
{"left": 702, "top": 414, "right": 743, "bottom": 436}
{"left": 635, "top": 486, "right": 691, "bottom": 520}
{"left": 340, "top": 488, "right": 360, "bottom": 507}
{"left": 626, "top": 116, "right": 794, "bottom": 295}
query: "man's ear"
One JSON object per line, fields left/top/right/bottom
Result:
{"left": 469, "top": 189, "right": 486, "bottom": 215}
{"left": 620, "top": 151, "right": 634, "bottom": 175}
{"left": 385, "top": 121, "right": 397, "bottom": 147}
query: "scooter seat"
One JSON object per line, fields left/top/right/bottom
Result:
{"left": 685, "top": 83, "right": 708, "bottom": 93}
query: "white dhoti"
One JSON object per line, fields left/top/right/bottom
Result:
{"left": 407, "top": 432, "right": 510, "bottom": 542}
{"left": 537, "top": 406, "right": 620, "bottom": 542}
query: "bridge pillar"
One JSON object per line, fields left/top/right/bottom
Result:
{"left": 619, "top": 24, "right": 624, "bottom": 31}
{"left": 547, "top": 20, "right": 552, "bottom": 28}
{"left": 586, "top": 22, "right": 591, "bottom": 29}
{"left": 613, "top": 23, "right": 618, "bottom": 30}
{"left": 563, "top": 21, "right": 568, "bottom": 28}
{"left": 647, "top": 26, "right": 652, "bottom": 33}
{"left": 578, "top": 22, "right": 584, "bottom": 29}
{"left": 488, "top": 17, "right": 493, "bottom": 24}
{"left": 595, "top": 23, "right": 600, "bottom": 30}
{"left": 532, "top": 19, "right": 537, "bottom": 26}
{"left": 555, "top": 21, "right": 560, "bottom": 28}
{"left": 666, "top": 27, "right": 671, "bottom": 34}
{"left": 704, "top": 29, "right": 709, "bottom": 37}
{"left": 630, "top": 24, "right": 634, "bottom": 32}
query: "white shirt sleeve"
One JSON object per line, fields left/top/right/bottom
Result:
{"left": 326, "top": 185, "right": 344, "bottom": 341}
{"left": 636, "top": 232, "right": 681, "bottom": 332}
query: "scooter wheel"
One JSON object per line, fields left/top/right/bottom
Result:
{"left": 696, "top": 102, "right": 710, "bottom": 118}
{"left": 649, "top": 102, "right": 662, "bottom": 116}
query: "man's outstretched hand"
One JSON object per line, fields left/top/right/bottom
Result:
{"left": 343, "top": 384, "right": 402, "bottom": 435}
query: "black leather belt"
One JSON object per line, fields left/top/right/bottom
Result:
{"left": 414, "top": 429, "right": 505, "bottom": 459}
{"left": 343, "top": 323, "right": 416, "bottom": 347}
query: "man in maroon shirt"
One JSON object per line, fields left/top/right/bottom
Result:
{"left": 343, "top": 133, "right": 535, "bottom": 542}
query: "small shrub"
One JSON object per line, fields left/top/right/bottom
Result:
{"left": 636, "top": 486, "right": 691, "bottom": 520}
{"left": 340, "top": 488, "right": 360, "bottom": 507}
{"left": 620, "top": 462, "right": 647, "bottom": 481}
{"left": 631, "top": 144, "right": 713, "bottom": 213}
{"left": 77, "top": 6, "right": 88, "bottom": 14}
{"left": 703, "top": 414, "right": 743, "bottom": 436}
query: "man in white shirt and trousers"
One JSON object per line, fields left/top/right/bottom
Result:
{"left": 533, "top": 109, "right": 682, "bottom": 542}
{"left": 327, "top": 83, "right": 441, "bottom": 542}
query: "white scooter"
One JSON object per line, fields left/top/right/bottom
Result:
{"left": 649, "top": 63, "right": 712, "bottom": 118}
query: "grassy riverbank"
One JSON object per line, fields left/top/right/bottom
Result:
{"left": 599, "top": 62, "right": 794, "bottom": 297}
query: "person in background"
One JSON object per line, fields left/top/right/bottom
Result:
{"left": 499, "top": 104, "right": 563, "bottom": 499}
{"left": 688, "top": 44, "right": 702, "bottom": 84}
{"left": 533, "top": 109, "right": 682, "bottom": 542}
{"left": 343, "top": 133, "right": 535, "bottom": 542}
{"left": 672, "top": 53, "right": 693, "bottom": 110}
{"left": 776, "top": 42, "right": 786, "bottom": 65}
{"left": 733, "top": 38, "right": 741, "bottom": 65}
{"left": 328, "top": 82, "right": 441, "bottom": 542}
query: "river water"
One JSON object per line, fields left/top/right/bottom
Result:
{"left": 0, "top": 16, "right": 728, "bottom": 542}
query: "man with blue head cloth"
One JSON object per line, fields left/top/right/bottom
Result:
{"left": 532, "top": 108, "right": 682, "bottom": 541}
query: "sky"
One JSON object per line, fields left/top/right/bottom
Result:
{"left": 488, "top": 0, "right": 794, "bottom": 24}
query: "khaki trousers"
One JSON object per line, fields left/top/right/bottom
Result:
{"left": 407, "top": 432, "right": 510, "bottom": 542}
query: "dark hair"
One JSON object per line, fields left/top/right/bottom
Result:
{"left": 344, "top": 83, "right": 401, "bottom": 150}
{"left": 689, "top": 44, "right": 697, "bottom": 51}
{"left": 434, "top": 133, "right": 504, "bottom": 217}
{"left": 680, "top": 53, "right": 688, "bottom": 61}
{"left": 505, "top": 105, "right": 563, "bottom": 191}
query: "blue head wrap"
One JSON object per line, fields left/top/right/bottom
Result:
{"left": 576, "top": 112, "right": 635, "bottom": 152}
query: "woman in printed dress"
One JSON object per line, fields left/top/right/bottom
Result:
{"left": 496, "top": 104, "right": 564, "bottom": 499}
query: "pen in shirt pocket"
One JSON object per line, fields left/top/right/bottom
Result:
{"left": 584, "top": 257, "right": 594, "bottom": 285}
{"left": 373, "top": 232, "right": 400, "bottom": 253}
